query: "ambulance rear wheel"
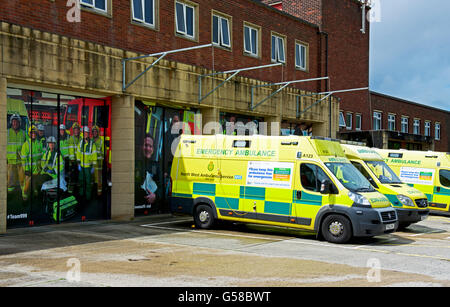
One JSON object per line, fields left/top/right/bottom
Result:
{"left": 321, "top": 214, "right": 352, "bottom": 244}
{"left": 194, "top": 204, "right": 215, "bottom": 229}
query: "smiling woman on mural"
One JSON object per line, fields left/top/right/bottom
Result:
{"left": 135, "top": 134, "right": 161, "bottom": 212}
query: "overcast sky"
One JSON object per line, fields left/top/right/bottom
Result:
{"left": 369, "top": 0, "right": 450, "bottom": 111}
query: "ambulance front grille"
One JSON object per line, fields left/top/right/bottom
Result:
{"left": 380, "top": 211, "right": 397, "bottom": 222}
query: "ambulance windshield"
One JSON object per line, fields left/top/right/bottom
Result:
{"left": 325, "top": 162, "right": 375, "bottom": 193}
{"left": 365, "top": 161, "right": 402, "bottom": 184}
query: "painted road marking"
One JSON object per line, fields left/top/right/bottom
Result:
{"left": 141, "top": 221, "right": 450, "bottom": 261}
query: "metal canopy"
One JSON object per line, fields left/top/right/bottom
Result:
{"left": 250, "top": 77, "right": 329, "bottom": 111}
{"left": 198, "top": 63, "right": 282, "bottom": 103}
{"left": 122, "top": 43, "right": 213, "bottom": 92}
{"left": 296, "top": 87, "right": 369, "bottom": 118}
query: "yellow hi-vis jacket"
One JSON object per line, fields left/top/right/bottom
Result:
{"left": 68, "top": 135, "right": 81, "bottom": 161}
{"left": 76, "top": 139, "right": 97, "bottom": 168}
{"left": 21, "top": 139, "right": 44, "bottom": 174}
{"left": 41, "top": 149, "right": 65, "bottom": 180}
{"left": 7, "top": 128, "right": 26, "bottom": 164}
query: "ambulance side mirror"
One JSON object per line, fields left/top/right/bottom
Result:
{"left": 320, "top": 179, "right": 332, "bottom": 194}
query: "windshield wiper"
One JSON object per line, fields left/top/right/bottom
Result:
{"left": 354, "top": 187, "right": 374, "bottom": 192}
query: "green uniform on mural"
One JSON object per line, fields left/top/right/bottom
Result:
{"left": 76, "top": 127, "right": 97, "bottom": 200}
{"left": 92, "top": 126, "right": 104, "bottom": 195}
{"left": 41, "top": 136, "right": 65, "bottom": 181}
{"left": 7, "top": 114, "right": 26, "bottom": 192}
{"left": 20, "top": 125, "right": 44, "bottom": 200}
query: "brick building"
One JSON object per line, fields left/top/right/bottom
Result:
{"left": 1, "top": 0, "right": 344, "bottom": 232}
{"left": 1, "top": 0, "right": 447, "bottom": 233}
{"left": 262, "top": 0, "right": 449, "bottom": 152}
{"left": 339, "top": 92, "right": 450, "bottom": 152}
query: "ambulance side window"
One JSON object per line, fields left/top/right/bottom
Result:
{"left": 300, "top": 164, "right": 317, "bottom": 191}
{"left": 300, "top": 163, "right": 333, "bottom": 192}
{"left": 440, "top": 170, "right": 450, "bottom": 187}
{"left": 351, "top": 162, "right": 374, "bottom": 183}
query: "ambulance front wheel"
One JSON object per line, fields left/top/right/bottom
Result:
{"left": 194, "top": 204, "right": 215, "bottom": 229}
{"left": 321, "top": 214, "right": 353, "bottom": 244}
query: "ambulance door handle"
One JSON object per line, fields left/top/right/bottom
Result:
{"left": 436, "top": 187, "right": 440, "bottom": 192}
{"left": 296, "top": 191, "right": 301, "bottom": 200}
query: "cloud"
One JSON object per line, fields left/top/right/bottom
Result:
{"left": 370, "top": 0, "right": 450, "bottom": 111}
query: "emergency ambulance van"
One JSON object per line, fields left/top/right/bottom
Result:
{"left": 170, "top": 135, "right": 398, "bottom": 244}
{"left": 375, "top": 149, "right": 450, "bottom": 213}
{"left": 342, "top": 144, "right": 429, "bottom": 228}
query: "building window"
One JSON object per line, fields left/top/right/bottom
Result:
{"left": 346, "top": 113, "right": 352, "bottom": 130}
{"left": 401, "top": 116, "right": 408, "bottom": 133}
{"left": 355, "top": 114, "right": 362, "bottom": 131}
{"left": 244, "top": 23, "right": 259, "bottom": 57}
{"left": 373, "top": 112, "right": 382, "bottom": 130}
{"left": 175, "top": 1, "right": 196, "bottom": 39}
{"left": 132, "top": 0, "right": 155, "bottom": 27}
{"left": 81, "top": 0, "right": 107, "bottom": 12}
{"left": 425, "top": 121, "right": 431, "bottom": 137}
{"left": 295, "top": 41, "right": 308, "bottom": 71}
{"left": 271, "top": 33, "right": 286, "bottom": 64}
{"left": 435, "top": 123, "right": 441, "bottom": 140}
{"left": 212, "top": 13, "right": 231, "bottom": 48}
{"left": 388, "top": 114, "right": 396, "bottom": 131}
{"left": 339, "top": 111, "right": 346, "bottom": 128}
{"left": 413, "top": 119, "right": 420, "bottom": 135}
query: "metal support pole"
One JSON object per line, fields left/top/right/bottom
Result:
{"left": 198, "top": 63, "right": 282, "bottom": 103}
{"left": 250, "top": 76, "right": 329, "bottom": 111}
{"left": 296, "top": 87, "right": 369, "bottom": 118}
{"left": 122, "top": 43, "right": 213, "bottom": 92}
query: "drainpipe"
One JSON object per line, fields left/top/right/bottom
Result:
{"left": 318, "top": 31, "right": 330, "bottom": 137}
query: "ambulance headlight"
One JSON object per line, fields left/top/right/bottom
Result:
{"left": 348, "top": 191, "right": 371, "bottom": 207}
{"left": 397, "top": 194, "right": 415, "bottom": 207}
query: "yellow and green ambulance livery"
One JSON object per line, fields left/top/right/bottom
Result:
{"left": 342, "top": 144, "right": 429, "bottom": 228}
{"left": 375, "top": 149, "right": 450, "bottom": 213}
{"left": 170, "top": 135, "right": 398, "bottom": 244}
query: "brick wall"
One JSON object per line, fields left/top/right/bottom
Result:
{"left": 261, "top": 0, "right": 322, "bottom": 25}
{"left": 370, "top": 92, "right": 450, "bottom": 152}
{"left": 260, "top": 0, "right": 371, "bottom": 131}
{"left": 0, "top": 0, "right": 325, "bottom": 93}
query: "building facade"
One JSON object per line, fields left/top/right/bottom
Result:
{"left": 339, "top": 92, "right": 450, "bottom": 152}
{"left": 262, "top": 0, "right": 449, "bottom": 152}
{"left": 1, "top": 0, "right": 345, "bottom": 233}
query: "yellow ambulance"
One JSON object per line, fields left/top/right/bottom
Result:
{"left": 342, "top": 144, "right": 429, "bottom": 228}
{"left": 170, "top": 135, "right": 398, "bottom": 244}
{"left": 375, "top": 149, "right": 450, "bottom": 213}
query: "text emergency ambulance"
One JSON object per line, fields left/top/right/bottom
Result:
{"left": 375, "top": 149, "right": 450, "bottom": 213}
{"left": 170, "top": 135, "right": 398, "bottom": 244}
{"left": 342, "top": 144, "right": 429, "bottom": 228}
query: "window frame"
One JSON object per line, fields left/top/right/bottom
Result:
{"left": 212, "top": 11, "right": 232, "bottom": 49}
{"left": 175, "top": 0, "right": 198, "bottom": 41}
{"left": 413, "top": 118, "right": 420, "bottom": 135}
{"left": 295, "top": 40, "right": 309, "bottom": 71}
{"left": 80, "top": 0, "right": 111, "bottom": 17}
{"left": 388, "top": 114, "right": 396, "bottom": 131}
{"left": 435, "top": 122, "right": 441, "bottom": 140}
{"left": 271, "top": 32, "right": 286, "bottom": 64}
{"left": 401, "top": 116, "right": 409, "bottom": 134}
{"left": 355, "top": 113, "right": 362, "bottom": 131}
{"left": 339, "top": 111, "right": 346, "bottom": 128}
{"left": 424, "top": 121, "right": 431, "bottom": 137}
{"left": 373, "top": 111, "right": 382, "bottom": 130}
{"left": 346, "top": 112, "right": 353, "bottom": 130}
{"left": 131, "top": 0, "right": 158, "bottom": 29}
{"left": 243, "top": 22, "right": 261, "bottom": 58}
